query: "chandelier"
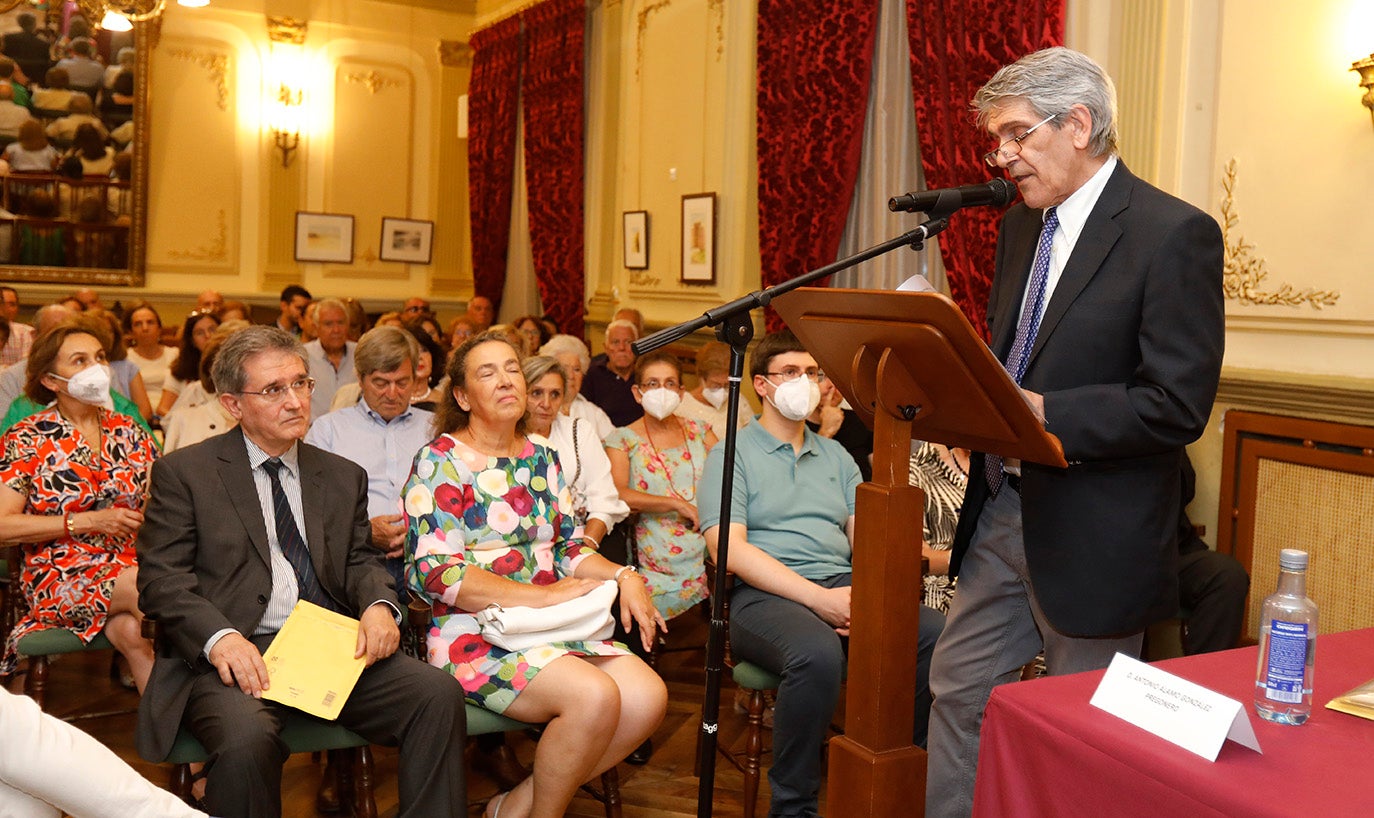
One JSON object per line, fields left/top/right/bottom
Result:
{"left": 72, "top": 0, "right": 208, "bottom": 32}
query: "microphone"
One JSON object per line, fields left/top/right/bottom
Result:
{"left": 888, "top": 178, "right": 1017, "bottom": 214}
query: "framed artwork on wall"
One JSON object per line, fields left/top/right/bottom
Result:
{"left": 294, "top": 212, "right": 355, "bottom": 263}
{"left": 681, "top": 192, "right": 716, "bottom": 284}
{"left": 380, "top": 217, "right": 435, "bottom": 264}
{"left": 623, "top": 210, "right": 649, "bottom": 269}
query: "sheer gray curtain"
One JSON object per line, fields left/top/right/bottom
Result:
{"left": 833, "top": 0, "right": 946, "bottom": 293}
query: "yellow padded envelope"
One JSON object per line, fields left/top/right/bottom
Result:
{"left": 261, "top": 601, "right": 366, "bottom": 720}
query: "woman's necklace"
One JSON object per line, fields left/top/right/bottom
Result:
{"left": 642, "top": 417, "right": 698, "bottom": 502}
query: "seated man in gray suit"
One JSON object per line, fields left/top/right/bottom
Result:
{"left": 136, "top": 326, "right": 466, "bottom": 818}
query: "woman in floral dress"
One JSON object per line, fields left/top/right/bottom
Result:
{"left": 405, "top": 331, "right": 666, "bottom": 818}
{"left": 0, "top": 319, "right": 158, "bottom": 688}
{"left": 604, "top": 351, "right": 717, "bottom": 621}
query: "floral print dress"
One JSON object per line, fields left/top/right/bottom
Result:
{"left": 603, "top": 419, "right": 709, "bottom": 619}
{"left": 0, "top": 407, "right": 158, "bottom": 675}
{"left": 404, "top": 433, "right": 629, "bottom": 713}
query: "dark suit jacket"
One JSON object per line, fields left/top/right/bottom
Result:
{"left": 2, "top": 31, "right": 51, "bottom": 83}
{"left": 134, "top": 426, "right": 394, "bottom": 761}
{"left": 950, "top": 162, "right": 1224, "bottom": 638}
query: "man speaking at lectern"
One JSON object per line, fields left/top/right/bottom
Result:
{"left": 925, "top": 47, "right": 1224, "bottom": 818}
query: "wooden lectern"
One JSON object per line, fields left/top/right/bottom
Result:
{"left": 774, "top": 288, "right": 1068, "bottom": 818}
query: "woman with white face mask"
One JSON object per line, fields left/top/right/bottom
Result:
{"left": 604, "top": 352, "right": 719, "bottom": 625}
{"left": 0, "top": 318, "right": 159, "bottom": 689}
{"left": 675, "top": 340, "right": 753, "bottom": 439}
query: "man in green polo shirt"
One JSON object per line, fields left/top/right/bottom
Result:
{"left": 698, "top": 330, "right": 944, "bottom": 818}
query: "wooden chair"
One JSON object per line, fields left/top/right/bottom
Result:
{"left": 139, "top": 618, "right": 378, "bottom": 816}
{"left": 406, "top": 597, "right": 623, "bottom": 818}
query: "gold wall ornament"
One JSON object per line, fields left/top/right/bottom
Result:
{"left": 1352, "top": 54, "right": 1374, "bottom": 128}
{"left": 628, "top": 269, "right": 661, "bottom": 288}
{"left": 707, "top": 0, "right": 724, "bottom": 59}
{"left": 1220, "top": 159, "right": 1340, "bottom": 309}
{"left": 266, "top": 15, "right": 307, "bottom": 45}
{"left": 439, "top": 40, "right": 472, "bottom": 69}
{"left": 635, "top": 0, "right": 673, "bottom": 80}
{"left": 168, "top": 210, "right": 229, "bottom": 262}
{"left": 345, "top": 69, "right": 403, "bottom": 95}
{"left": 167, "top": 48, "right": 229, "bottom": 111}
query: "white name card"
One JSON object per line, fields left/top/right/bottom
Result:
{"left": 1089, "top": 652, "right": 1262, "bottom": 761}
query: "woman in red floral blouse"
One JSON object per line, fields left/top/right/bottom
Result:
{"left": 0, "top": 318, "right": 159, "bottom": 687}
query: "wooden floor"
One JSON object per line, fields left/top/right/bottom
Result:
{"left": 3, "top": 609, "right": 805, "bottom": 817}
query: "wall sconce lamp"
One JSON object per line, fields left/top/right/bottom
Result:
{"left": 1352, "top": 54, "right": 1374, "bottom": 128}
{"left": 267, "top": 15, "right": 308, "bottom": 168}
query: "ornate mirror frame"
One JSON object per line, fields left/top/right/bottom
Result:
{"left": 0, "top": 1, "right": 149, "bottom": 286}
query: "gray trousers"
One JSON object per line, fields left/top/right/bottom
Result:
{"left": 925, "top": 486, "right": 1142, "bottom": 818}
{"left": 185, "top": 633, "right": 467, "bottom": 818}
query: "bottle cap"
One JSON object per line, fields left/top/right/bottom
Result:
{"left": 1279, "top": 548, "right": 1308, "bottom": 571}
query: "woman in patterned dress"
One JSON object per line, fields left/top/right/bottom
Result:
{"left": 907, "top": 441, "right": 970, "bottom": 613}
{"left": 0, "top": 319, "right": 159, "bottom": 688}
{"left": 603, "top": 351, "right": 717, "bottom": 623}
{"left": 404, "top": 331, "right": 666, "bottom": 818}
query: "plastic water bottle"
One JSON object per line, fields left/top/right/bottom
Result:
{"left": 1253, "top": 548, "right": 1318, "bottom": 724}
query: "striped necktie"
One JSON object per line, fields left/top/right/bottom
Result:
{"left": 262, "top": 458, "right": 339, "bottom": 612}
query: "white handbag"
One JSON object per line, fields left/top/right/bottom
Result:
{"left": 475, "top": 580, "right": 619, "bottom": 651}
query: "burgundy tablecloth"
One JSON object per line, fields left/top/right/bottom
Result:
{"left": 973, "top": 628, "right": 1374, "bottom": 818}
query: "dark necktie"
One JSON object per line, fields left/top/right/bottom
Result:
{"left": 261, "top": 458, "right": 337, "bottom": 612}
{"left": 985, "top": 207, "right": 1059, "bottom": 495}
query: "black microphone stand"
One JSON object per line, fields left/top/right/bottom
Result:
{"left": 632, "top": 217, "right": 949, "bottom": 818}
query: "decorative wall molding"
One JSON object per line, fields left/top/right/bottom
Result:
{"left": 628, "top": 269, "right": 661, "bottom": 288}
{"left": 345, "top": 69, "right": 404, "bottom": 95}
{"left": 166, "top": 48, "right": 229, "bottom": 112}
{"left": 166, "top": 210, "right": 229, "bottom": 262}
{"left": 707, "top": 0, "right": 724, "bottom": 59}
{"left": 1217, "top": 367, "right": 1374, "bottom": 427}
{"left": 439, "top": 40, "right": 472, "bottom": 68}
{"left": 635, "top": 0, "right": 673, "bottom": 80}
{"left": 266, "top": 15, "right": 307, "bottom": 45}
{"left": 1221, "top": 159, "right": 1340, "bottom": 309}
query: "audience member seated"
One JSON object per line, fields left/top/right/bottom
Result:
{"left": 675, "top": 340, "right": 748, "bottom": 439}
{"left": 0, "top": 303, "right": 71, "bottom": 416}
{"left": 0, "top": 686, "right": 209, "bottom": 818}
{"left": 0, "top": 318, "right": 158, "bottom": 689}
{"left": 404, "top": 330, "right": 666, "bottom": 818}
{"left": 218, "top": 299, "right": 250, "bottom": 323}
{"left": 61, "top": 123, "right": 113, "bottom": 176}
{"left": 0, "top": 285, "right": 34, "bottom": 367}
{"left": 907, "top": 441, "right": 970, "bottom": 613}
{"left": 448, "top": 314, "right": 476, "bottom": 349}
{"left": 342, "top": 296, "right": 370, "bottom": 342}
{"left": 102, "top": 47, "right": 136, "bottom": 90}
{"left": 539, "top": 334, "right": 614, "bottom": 440}
{"left": 46, "top": 94, "right": 107, "bottom": 143}
{"left": 581, "top": 319, "right": 643, "bottom": 427}
{"left": 0, "top": 83, "right": 32, "bottom": 138}
{"left": 161, "top": 335, "right": 235, "bottom": 453}
{"left": 464, "top": 294, "right": 494, "bottom": 332}
{"left": 4, "top": 120, "right": 59, "bottom": 172}
{"left": 100, "top": 70, "right": 134, "bottom": 130}
{"left": 31, "top": 67, "right": 75, "bottom": 115}
{"left": 15, "top": 189, "right": 64, "bottom": 266}
{"left": 122, "top": 301, "right": 176, "bottom": 410}
{"left": 604, "top": 351, "right": 716, "bottom": 626}
{"left": 54, "top": 39, "right": 103, "bottom": 92}
{"left": 411, "top": 311, "right": 445, "bottom": 351}
{"left": 297, "top": 300, "right": 318, "bottom": 342}
{"left": 306, "top": 326, "right": 434, "bottom": 600}
{"left": 2, "top": 15, "right": 51, "bottom": 100}
{"left": 488, "top": 322, "right": 529, "bottom": 358}
{"left": 135, "top": 326, "right": 467, "bottom": 818}
{"left": 158, "top": 308, "right": 220, "bottom": 417}
{"left": 804, "top": 376, "right": 874, "bottom": 482}
{"left": 512, "top": 313, "right": 550, "bottom": 355}
{"left": 196, "top": 288, "right": 224, "bottom": 314}
{"left": 522, "top": 355, "right": 631, "bottom": 557}
{"left": 401, "top": 296, "right": 431, "bottom": 318}
{"left": 1177, "top": 453, "right": 1250, "bottom": 655}
{"left": 274, "top": 283, "right": 311, "bottom": 336}
{"left": 402, "top": 321, "right": 445, "bottom": 410}
{"left": 373, "top": 310, "right": 404, "bottom": 329}
{"left": 697, "top": 330, "right": 945, "bottom": 818}
{"left": 0, "top": 57, "right": 31, "bottom": 113}
{"left": 87, "top": 307, "right": 153, "bottom": 420}
{"left": 304, "top": 298, "right": 357, "bottom": 418}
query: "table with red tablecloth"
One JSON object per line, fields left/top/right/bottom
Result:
{"left": 973, "top": 628, "right": 1374, "bottom": 818}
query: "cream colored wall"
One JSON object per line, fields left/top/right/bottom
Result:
{"left": 1068, "top": 0, "right": 1374, "bottom": 546}
{"left": 42, "top": 0, "right": 477, "bottom": 328}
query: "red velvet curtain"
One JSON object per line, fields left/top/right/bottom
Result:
{"left": 906, "top": 1, "right": 1063, "bottom": 339}
{"left": 522, "top": 0, "right": 586, "bottom": 340}
{"left": 756, "top": 0, "right": 878, "bottom": 331}
{"left": 467, "top": 16, "right": 523, "bottom": 315}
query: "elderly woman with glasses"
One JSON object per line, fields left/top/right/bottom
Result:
{"left": 0, "top": 318, "right": 158, "bottom": 687}
{"left": 404, "top": 331, "right": 666, "bottom": 818}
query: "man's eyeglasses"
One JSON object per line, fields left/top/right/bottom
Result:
{"left": 983, "top": 113, "right": 1057, "bottom": 168}
{"left": 236, "top": 377, "right": 316, "bottom": 403}
{"left": 765, "top": 368, "right": 826, "bottom": 383}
